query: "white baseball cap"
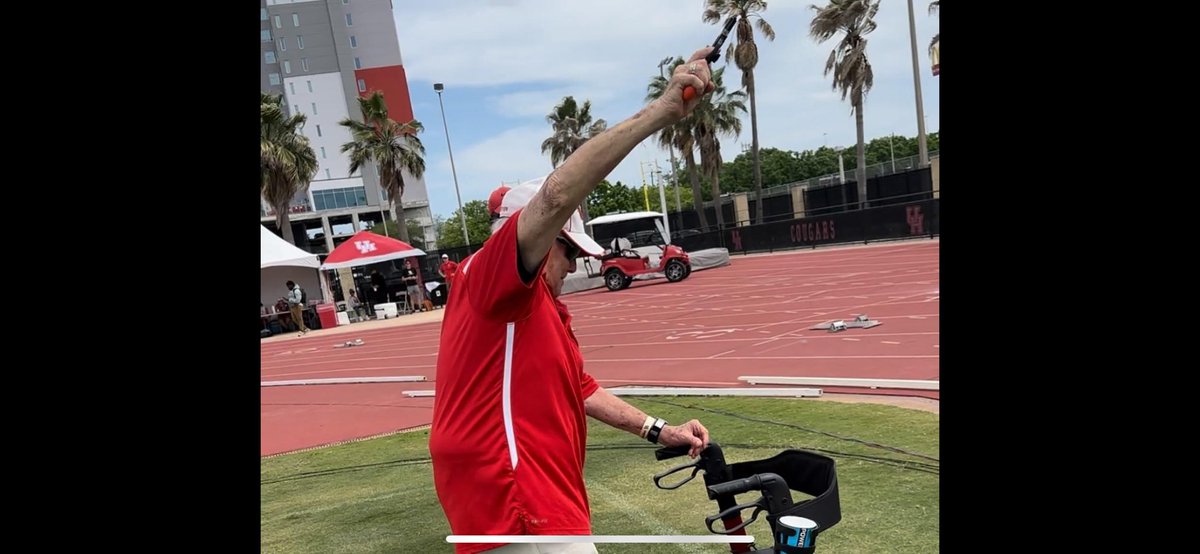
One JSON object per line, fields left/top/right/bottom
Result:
{"left": 441, "top": 254, "right": 449, "bottom": 259}
{"left": 493, "top": 175, "right": 605, "bottom": 257}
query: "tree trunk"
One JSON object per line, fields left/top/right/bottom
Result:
{"left": 854, "top": 93, "right": 868, "bottom": 210}
{"left": 686, "top": 151, "right": 709, "bottom": 231}
{"left": 276, "top": 206, "right": 294, "bottom": 244}
{"left": 749, "top": 69, "right": 764, "bottom": 225}
{"left": 710, "top": 167, "right": 725, "bottom": 230}
{"left": 392, "top": 196, "right": 411, "bottom": 243}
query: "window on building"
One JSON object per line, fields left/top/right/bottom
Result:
{"left": 288, "top": 82, "right": 295, "bottom": 95}
{"left": 354, "top": 57, "right": 362, "bottom": 69}
{"left": 297, "top": 35, "right": 304, "bottom": 49}
{"left": 293, "top": 104, "right": 300, "bottom": 114}
{"left": 320, "top": 147, "right": 327, "bottom": 159}
{"left": 357, "top": 79, "right": 366, "bottom": 92}
{"left": 261, "top": 29, "right": 271, "bottom": 42}
{"left": 313, "top": 187, "right": 370, "bottom": 211}
{"left": 278, "top": 38, "right": 286, "bottom": 51}
{"left": 345, "top": 13, "right": 353, "bottom": 26}
{"left": 261, "top": 8, "right": 268, "bottom": 20}
{"left": 292, "top": 13, "right": 300, "bottom": 27}
{"left": 342, "top": 0, "right": 350, "bottom": 5}
{"left": 316, "top": 124, "right": 322, "bottom": 137}
{"left": 283, "top": 60, "right": 292, "bottom": 74}
{"left": 301, "top": 58, "right": 309, "bottom": 71}
{"left": 311, "top": 102, "right": 318, "bottom": 114}
{"left": 273, "top": 15, "right": 282, "bottom": 29}
{"left": 325, "top": 169, "right": 332, "bottom": 179}
{"left": 264, "top": 51, "right": 276, "bottom": 64}
{"left": 306, "top": 80, "right": 312, "bottom": 92}
{"left": 350, "top": 35, "right": 358, "bottom": 48}
{"left": 269, "top": 73, "right": 281, "bottom": 86}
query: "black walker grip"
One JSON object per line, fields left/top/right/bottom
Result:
{"left": 654, "top": 445, "right": 692, "bottom": 461}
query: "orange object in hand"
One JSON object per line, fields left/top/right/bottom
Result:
{"left": 682, "top": 16, "right": 737, "bottom": 102}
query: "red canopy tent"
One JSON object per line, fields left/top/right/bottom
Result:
{"left": 319, "top": 231, "right": 427, "bottom": 270}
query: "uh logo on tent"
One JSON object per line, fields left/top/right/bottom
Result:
{"left": 355, "top": 240, "right": 378, "bottom": 254}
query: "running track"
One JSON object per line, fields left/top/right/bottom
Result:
{"left": 261, "top": 239, "right": 939, "bottom": 456}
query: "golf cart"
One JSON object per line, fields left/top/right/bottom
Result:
{"left": 583, "top": 211, "right": 692, "bottom": 291}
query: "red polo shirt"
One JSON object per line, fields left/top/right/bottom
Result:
{"left": 429, "top": 209, "right": 599, "bottom": 554}
{"left": 440, "top": 259, "right": 459, "bottom": 284}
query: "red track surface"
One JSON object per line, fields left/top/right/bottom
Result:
{"left": 261, "top": 239, "right": 939, "bottom": 456}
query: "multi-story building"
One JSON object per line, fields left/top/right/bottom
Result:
{"left": 260, "top": 0, "right": 435, "bottom": 254}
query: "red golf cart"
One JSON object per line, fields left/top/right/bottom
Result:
{"left": 583, "top": 211, "right": 692, "bottom": 291}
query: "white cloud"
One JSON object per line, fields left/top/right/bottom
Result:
{"left": 489, "top": 87, "right": 619, "bottom": 119}
{"left": 394, "top": 0, "right": 940, "bottom": 217}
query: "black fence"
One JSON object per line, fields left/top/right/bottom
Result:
{"left": 375, "top": 167, "right": 938, "bottom": 287}
{"left": 668, "top": 196, "right": 939, "bottom": 254}
{"left": 617, "top": 167, "right": 935, "bottom": 231}
{"left": 805, "top": 167, "right": 933, "bottom": 214}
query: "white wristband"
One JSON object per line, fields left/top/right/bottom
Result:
{"left": 639, "top": 415, "right": 655, "bottom": 439}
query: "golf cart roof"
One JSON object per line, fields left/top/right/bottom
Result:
{"left": 586, "top": 211, "right": 665, "bottom": 226}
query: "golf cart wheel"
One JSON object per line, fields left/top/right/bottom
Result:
{"left": 605, "top": 269, "right": 627, "bottom": 291}
{"left": 665, "top": 260, "right": 687, "bottom": 282}
{"left": 683, "top": 264, "right": 692, "bottom": 278}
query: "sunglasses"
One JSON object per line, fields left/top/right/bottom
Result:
{"left": 556, "top": 236, "right": 581, "bottom": 260}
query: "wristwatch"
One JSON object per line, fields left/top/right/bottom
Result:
{"left": 646, "top": 418, "right": 666, "bottom": 444}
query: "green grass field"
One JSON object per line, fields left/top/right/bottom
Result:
{"left": 261, "top": 397, "right": 938, "bottom": 553}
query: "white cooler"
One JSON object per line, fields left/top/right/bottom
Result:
{"left": 374, "top": 303, "right": 398, "bottom": 319}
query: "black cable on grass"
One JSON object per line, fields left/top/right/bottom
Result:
{"left": 264, "top": 438, "right": 938, "bottom": 486}
{"left": 261, "top": 457, "right": 432, "bottom": 485}
{"left": 639, "top": 398, "right": 939, "bottom": 463}
{"left": 586, "top": 443, "right": 939, "bottom": 475}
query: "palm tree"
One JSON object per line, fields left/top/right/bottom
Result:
{"left": 693, "top": 68, "right": 746, "bottom": 230}
{"left": 541, "top": 96, "right": 608, "bottom": 223}
{"left": 703, "top": 0, "right": 774, "bottom": 224}
{"left": 647, "top": 60, "right": 746, "bottom": 231}
{"left": 928, "top": 1, "right": 939, "bottom": 56}
{"left": 339, "top": 91, "right": 426, "bottom": 243}
{"left": 809, "top": 0, "right": 879, "bottom": 209}
{"left": 261, "top": 93, "right": 317, "bottom": 244}
{"left": 648, "top": 58, "right": 709, "bottom": 230}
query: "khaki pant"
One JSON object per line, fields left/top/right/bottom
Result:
{"left": 289, "top": 304, "right": 308, "bottom": 331}
{"left": 406, "top": 285, "right": 425, "bottom": 310}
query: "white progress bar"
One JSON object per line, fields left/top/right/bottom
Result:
{"left": 448, "top": 535, "right": 755, "bottom": 544}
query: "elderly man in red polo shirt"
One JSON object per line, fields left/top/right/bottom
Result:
{"left": 429, "top": 47, "right": 718, "bottom": 554}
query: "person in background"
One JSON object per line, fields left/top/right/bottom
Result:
{"left": 439, "top": 254, "right": 459, "bottom": 294}
{"left": 285, "top": 280, "right": 309, "bottom": 335}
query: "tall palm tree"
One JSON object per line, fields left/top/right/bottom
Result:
{"left": 541, "top": 96, "right": 608, "bottom": 223}
{"left": 703, "top": 0, "right": 774, "bottom": 224}
{"left": 339, "top": 91, "right": 426, "bottom": 243}
{"left": 810, "top": 0, "right": 879, "bottom": 209}
{"left": 692, "top": 67, "right": 746, "bottom": 230}
{"left": 928, "top": 1, "right": 939, "bottom": 56}
{"left": 648, "top": 58, "right": 708, "bottom": 230}
{"left": 647, "top": 60, "right": 746, "bottom": 231}
{"left": 261, "top": 93, "right": 317, "bottom": 245}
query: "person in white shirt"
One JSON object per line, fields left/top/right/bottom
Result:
{"left": 286, "top": 280, "right": 309, "bottom": 334}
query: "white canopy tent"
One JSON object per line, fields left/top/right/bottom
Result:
{"left": 260, "top": 225, "right": 332, "bottom": 306}
{"left": 261, "top": 224, "right": 320, "bottom": 269}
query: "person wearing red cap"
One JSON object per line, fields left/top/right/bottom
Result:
{"left": 488, "top": 185, "right": 510, "bottom": 219}
{"left": 430, "top": 46, "right": 719, "bottom": 554}
{"left": 439, "top": 253, "right": 458, "bottom": 293}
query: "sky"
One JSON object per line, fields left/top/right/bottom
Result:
{"left": 391, "top": 0, "right": 940, "bottom": 221}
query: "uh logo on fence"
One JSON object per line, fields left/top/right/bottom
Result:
{"left": 906, "top": 205, "right": 925, "bottom": 235}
